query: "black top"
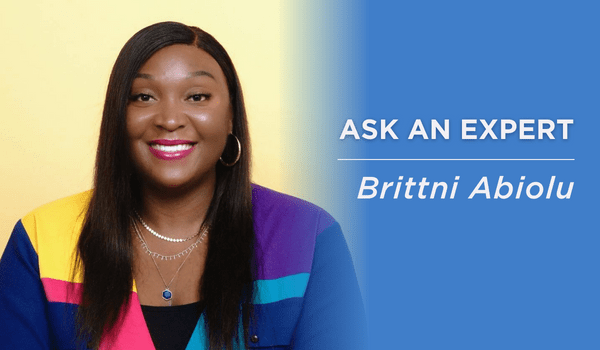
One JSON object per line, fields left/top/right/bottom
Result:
{"left": 141, "top": 301, "right": 204, "bottom": 350}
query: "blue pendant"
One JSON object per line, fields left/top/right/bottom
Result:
{"left": 162, "top": 289, "right": 172, "bottom": 301}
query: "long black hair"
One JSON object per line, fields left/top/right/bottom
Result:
{"left": 74, "top": 22, "right": 254, "bottom": 349}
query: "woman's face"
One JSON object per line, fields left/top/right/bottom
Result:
{"left": 126, "top": 44, "right": 232, "bottom": 191}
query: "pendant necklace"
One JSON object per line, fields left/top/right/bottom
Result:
{"left": 131, "top": 218, "right": 208, "bottom": 305}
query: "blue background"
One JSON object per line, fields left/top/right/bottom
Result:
{"left": 332, "top": 1, "right": 600, "bottom": 349}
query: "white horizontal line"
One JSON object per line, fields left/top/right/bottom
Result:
{"left": 337, "top": 159, "right": 575, "bottom": 161}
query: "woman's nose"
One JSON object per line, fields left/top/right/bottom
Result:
{"left": 154, "top": 99, "right": 187, "bottom": 132}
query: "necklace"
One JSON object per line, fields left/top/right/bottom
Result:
{"left": 132, "top": 219, "right": 207, "bottom": 260}
{"left": 134, "top": 210, "right": 200, "bottom": 243}
{"left": 131, "top": 219, "right": 208, "bottom": 305}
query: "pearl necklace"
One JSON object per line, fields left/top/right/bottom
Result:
{"left": 132, "top": 219, "right": 207, "bottom": 260}
{"left": 134, "top": 210, "right": 200, "bottom": 243}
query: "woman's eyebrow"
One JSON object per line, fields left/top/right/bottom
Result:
{"left": 133, "top": 71, "right": 215, "bottom": 80}
{"left": 135, "top": 73, "right": 154, "bottom": 80}
{"left": 187, "top": 70, "right": 215, "bottom": 80}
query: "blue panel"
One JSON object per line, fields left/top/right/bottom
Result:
{"left": 288, "top": 222, "right": 365, "bottom": 350}
{"left": 358, "top": 1, "right": 600, "bottom": 349}
{"left": 0, "top": 221, "right": 53, "bottom": 349}
{"left": 47, "top": 302, "right": 81, "bottom": 349}
{"left": 253, "top": 273, "right": 309, "bottom": 304}
{"left": 249, "top": 298, "right": 303, "bottom": 347}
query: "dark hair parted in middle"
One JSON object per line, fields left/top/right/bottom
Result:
{"left": 75, "top": 22, "right": 255, "bottom": 350}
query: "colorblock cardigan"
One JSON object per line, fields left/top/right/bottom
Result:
{"left": 0, "top": 185, "right": 365, "bottom": 349}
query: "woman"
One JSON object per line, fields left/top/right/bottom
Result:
{"left": 0, "top": 22, "right": 364, "bottom": 349}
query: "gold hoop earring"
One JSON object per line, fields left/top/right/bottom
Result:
{"left": 219, "top": 133, "right": 241, "bottom": 167}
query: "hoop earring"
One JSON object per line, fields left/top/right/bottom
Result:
{"left": 219, "top": 133, "right": 241, "bottom": 167}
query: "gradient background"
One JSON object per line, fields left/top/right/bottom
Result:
{"left": 0, "top": 0, "right": 366, "bottom": 339}
{"left": 2, "top": 1, "right": 600, "bottom": 349}
{"left": 0, "top": 2, "right": 313, "bottom": 243}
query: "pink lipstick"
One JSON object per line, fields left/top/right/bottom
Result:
{"left": 148, "top": 139, "right": 196, "bottom": 160}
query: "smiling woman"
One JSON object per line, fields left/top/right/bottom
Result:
{"left": 0, "top": 22, "right": 365, "bottom": 350}
{"left": 127, "top": 45, "right": 232, "bottom": 192}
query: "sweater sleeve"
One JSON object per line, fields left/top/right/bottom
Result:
{"left": 0, "top": 220, "right": 52, "bottom": 349}
{"left": 289, "top": 222, "right": 366, "bottom": 350}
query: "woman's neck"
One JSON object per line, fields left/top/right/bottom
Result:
{"left": 137, "top": 180, "right": 214, "bottom": 239}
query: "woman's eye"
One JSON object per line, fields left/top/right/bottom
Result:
{"left": 130, "top": 93, "right": 153, "bottom": 102}
{"left": 188, "top": 94, "right": 209, "bottom": 102}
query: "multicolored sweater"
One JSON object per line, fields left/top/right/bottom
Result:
{"left": 0, "top": 185, "right": 364, "bottom": 349}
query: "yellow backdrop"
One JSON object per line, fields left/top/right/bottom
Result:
{"left": 0, "top": 1, "right": 290, "bottom": 249}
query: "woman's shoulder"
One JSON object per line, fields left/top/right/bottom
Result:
{"left": 5, "top": 190, "right": 92, "bottom": 284}
{"left": 19, "top": 190, "right": 92, "bottom": 261}
{"left": 251, "top": 184, "right": 336, "bottom": 237}
{"left": 250, "top": 184, "right": 339, "bottom": 283}
{"left": 21, "top": 190, "right": 92, "bottom": 239}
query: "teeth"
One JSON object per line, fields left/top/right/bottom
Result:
{"left": 151, "top": 144, "right": 193, "bottom": 152}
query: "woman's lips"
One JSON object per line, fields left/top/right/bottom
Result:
{"left": 148, "top": 141, "right": 196, "bottom": 160}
